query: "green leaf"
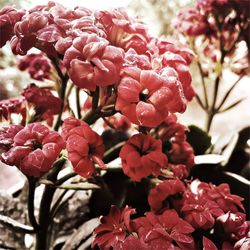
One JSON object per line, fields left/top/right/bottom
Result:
{"left": 187, "top": 125, "right": 212, "bottom": 155}
{"left": 56, "top": 183, "right": 100, "bottom": 190}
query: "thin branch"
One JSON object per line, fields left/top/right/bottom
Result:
{"left": 216, "top": 74, "right": 244, "bottom": 112}
{"left": 55, "top": 172, "right": 77, "bottom": 186}
{"left": 218, "top": 98, "right": 246, "bottom": 113}
{"left": 0, "top": 214, "right": 35, "bottom": 234}
{"left": 197, "top": 60, "right": 209, "bottom": 109}
{"left": 195, "top": 94, "right": 206, "bottom": 111}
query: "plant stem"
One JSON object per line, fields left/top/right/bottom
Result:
{"left": 76, "top": 87, "right": 81, "bottom": 119}
{"left": 197, "top": 60, "right": 209, "bottom": 109}
{"left": 216, "top": 74, "right": 244, "bottom": 112}
{"left": 27, "top": 177, "right": 39, "bottom": 231}
{"left": 50, "top": 58, "right": 69, "bottom": 131}
{"left": 35, "top": 158, "right": 66, "bottom": 250}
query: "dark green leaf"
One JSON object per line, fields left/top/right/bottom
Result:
{"left": 187, "top": 125, "right": 212, "bottom": 155}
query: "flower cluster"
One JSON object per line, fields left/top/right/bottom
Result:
{"left": 0, "top": 1, "right": 194, "bottom": 128}
{"left": 0, "top": 123, "right": 65, "bottom": 176}
{"left": 0, "top": 2, "right": 248, "bottom": 250}
{"left": 94, "top": 179, "right": 249, "bottom": 249}
{"left": 62, "top": 117, "right": 105, "bottom": 178}
{"left": 18, "top": 53, "right": 52, "bottom": 81}
{"left": 174, "top": 0, "right": 249, "bottom": 72}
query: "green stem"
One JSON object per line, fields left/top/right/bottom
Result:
{"left": 197, "top": 60, "right": 209, "bottom": 109}
{"left": 76, "top": 87, "right": 81, "bottom": 119}
{"left": 27, "top": 177, "right": 39, "bottom": 231}
{"left": 35, "top": 158, "right": 66, "bottom": 250}
{"left": 103, "top": 141, "right": 125, "bottom": 163}
{"left": 216, "top": 74, "right": 244, "bottom": 112}
{"left": 50, "top": 58, "right": 69, "bottom": 131}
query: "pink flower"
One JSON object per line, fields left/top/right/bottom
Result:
{"left": 160, "top": 52, "right": 195, "bottom": 102}
{"left": 157, "top": 114, "right": 195, "bottom": 177}
{"left": 119, "top": 133, "right": 167, "bottom": 181}
{"left": 116, "top": 68, "right": 186, "bottom": 127}
{"left": 21, "top": 84, "right": 62, "bottom": 117}
{"left": 0, "top": 123, "right": 65, "bottom": 176}
{"left": 63, "top": 33, "right": 124, "bottom": 91}
{"left": 0, "top": 97, "right": 26, "bottom": 125}
{"left": 148, "top": 179, "right": 185, "bottom": 212}
{"left": 216, "top": 212, "right": 249, "bottom": 241}
{"left": 93, "top": 205, "right": 136, "bottom": 249}
{"left": 174, "top": 8, "right": 211, "bottom": 36}
{"left": 0, "top": 125, "right": 23, "bottom": 152}
{"left": 133, "top": 209, "right": 195, "bottom": 249}
{"left": 95, "top": 8, "right": 150, "bottom": 54}
{"left": 18, "top": 53, "right": 52, "bottom": 81}
{"left": 0, "top": 6, "right": 24, "bottom": 47}
{"left": 62, "top": 117, "right": 105, "bottom": 177}
{"left": 104, "top": 115, "right": 131, "bottom": 132}
{"left": 234, "top": 232, "right": 250, "bottom": 250}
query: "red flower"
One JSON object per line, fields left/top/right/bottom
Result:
{"left": 93, "top": 205, "right": 136, "bottom": 249}
{"left": 181, "top": 180, "right": 227, "bottom": 229}
{"left": 21, "top": 84, "right": 62, "bottom": 117}
{"left": 148, "top": 179, "right": 185, "bottom": 212}
{"left": 0, "top": 7, "right": 24, "bottom": 48}
{"left": 203, "top": 237, "right": 218, "bottom": 250}
{"left": 114, "top": 236, "right": 148, "bottom": 250}
{"left": 63, "top": 33, "right": 124, "bottom": 91}
{"left": 133, "top": 209, "right": 195, "bottom": 249}
{"left": 62, "top": 117, "right": 105, "bottom": 177}
{"left": 116, "top": 68, "right": 186, "bottom": 127}
{"left": 199, "top": 182, "right": 245, "bottom": 213}
{"left": 0, "top": 123, "right": 65, "bottom": 176}
{"left": 170, "top": 141, "right": 195, "bottom": 170}
{"left": 119, "top": 133, "right": 167, "bottom": 181}
{"left": 18, "top": 53, "right": 52, "bottom": 81}
{"left": 169, "top": 164, "right": 190, "bottom": 179}
{"left": 182, "top": 191, "right": 224, "bottom": 230}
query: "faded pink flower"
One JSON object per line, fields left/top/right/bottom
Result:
{"left": 63, "top": 33, "right": 124, "bottom": 91}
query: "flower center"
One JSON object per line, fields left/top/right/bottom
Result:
{"left": 139, "top": 89, "right": 149, "bottom": 101}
